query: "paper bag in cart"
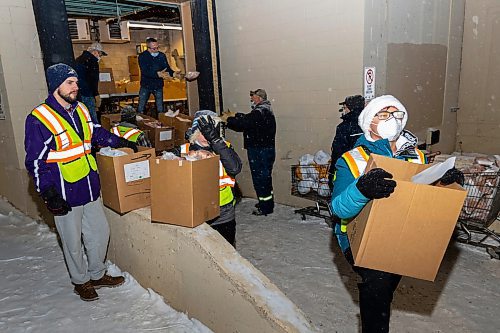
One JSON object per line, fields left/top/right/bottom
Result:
{"left": 347, "top": 154, "right": 467, "bottom": 281}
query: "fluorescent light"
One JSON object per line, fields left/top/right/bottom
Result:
{"left": 127, "top": 21, "right": 182, "bottom": 30}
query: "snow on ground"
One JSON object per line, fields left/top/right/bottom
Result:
{"left": 235, "top": 198, "right": 500, "bottom": 333}
{"left": 0, "top": 199, "right": 212, "bottom": 333}
{"left": 1, "top": 195, "right": 498, "bottom": 333}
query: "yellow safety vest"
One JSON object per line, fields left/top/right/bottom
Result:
{"left": 111, "top": 126, "right": 142, "bottom": 142}
{"left": 338, "top": 145, "right": 426, "bottom": 232}
{"left": 31, "top": 102, "right": 97, "bottom": 183}
{"left": 181, "top": 143, "right": 235, "bottom": 206}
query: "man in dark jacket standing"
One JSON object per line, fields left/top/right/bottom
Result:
{"left": 74, "top": 42, "right": 107, "bottom": 123}
{"left": 137, "top": 37, "right": 175, "bottom": 115}
{"left": 328, "top": 95, "right": 365, "bottom": 186}
{"left": 24, "top": 63, "right": 137, "bottom": 302}
{"left": 223, "top": 89, "right": 276, "bottom": 216}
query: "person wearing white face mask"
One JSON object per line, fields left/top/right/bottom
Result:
{"left": 137, "top": 37, "right": 176, "bottom": 116}
{"left": 330, "top": 95, "right": 463, "bottom": 332}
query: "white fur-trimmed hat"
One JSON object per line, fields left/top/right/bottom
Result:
{"left": 358, "top": 95, "right": 408, "bottom": 141}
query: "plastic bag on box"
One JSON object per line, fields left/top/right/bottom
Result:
{"left": 99, "top": 147, "right": 128, "bottom": 157}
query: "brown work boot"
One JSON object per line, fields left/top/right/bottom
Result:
{"left": 74, "top": 281, "right": 99, "bottom": 301}
{"left": 91, "top": 274, "right": 125, "bottom": 289}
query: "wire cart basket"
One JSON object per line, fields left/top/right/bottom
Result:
{"left": 290, "top": 164, "right": 333, "bottom": 226}
{"left": 456, "top": 171, "right": 500, "bottom": 258}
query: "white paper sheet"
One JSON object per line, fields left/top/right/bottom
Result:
{"left": 99, "top": 73, "right": 112, "bottom": 82}
{"left": 159, "top": 130, "right": 173, "bottom": 141}
{"left": 123, "top": 160, "right": 150, "bottom": 182}
{"left": 411, "top": 156, "right": 456, "bottom": 185}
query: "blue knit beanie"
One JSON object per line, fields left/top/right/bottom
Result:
{"left": 46, "top": 63, "right": 78, "bottom": 93}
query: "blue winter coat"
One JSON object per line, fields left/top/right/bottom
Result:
{"left": 24, "top": 95, "right": 123, "bottom": 207}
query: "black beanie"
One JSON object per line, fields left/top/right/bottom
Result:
{"left": 46, "top": 63, "right": 78, "bottom": 94}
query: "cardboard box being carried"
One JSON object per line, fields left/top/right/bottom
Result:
{"left": 97, "top": 147, "right": 155, "bottom": 214}
{"left": 100, "top": 113, "right": 121, "bottom": 131}
{"left": 150, "top": 156, "right": 220, "bottom": 227}
{"left": 158, "top": 113, "right": 193, "bottom": 146}
{"left": 138, "top": 120, "right": 175, "bottom": 151}
{"left": 347, "top": 154, "right": 467, "bottom": 281}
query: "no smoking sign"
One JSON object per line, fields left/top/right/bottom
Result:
{"left": 364, "top": 67, "right": 376, "bottom": 100}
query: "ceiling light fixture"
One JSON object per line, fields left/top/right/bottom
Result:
{"left": 127, "top": 21, "right": 182, "bottom": 30}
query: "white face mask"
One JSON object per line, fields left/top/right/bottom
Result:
{"left": 151, "top": 52, "right": 159, "bottom": 57}
{"left": 372, "top": 117, "right": 403, "bottom": 141}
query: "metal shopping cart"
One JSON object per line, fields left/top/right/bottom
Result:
{"left": 456, "top": 171, "right": 500, "bottom": 259}
{"left": 290, "top": 164, "right": 333, "bottom": 226}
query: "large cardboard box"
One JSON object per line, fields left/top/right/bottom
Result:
{"left": 163, "top": 80, "right": 187, "bottom": 100}
{"left": 99, "top": 68, "right": 116, "bottom": 94}
{"left": 97, "top": 147, "right": 155, "bottom": 214}
{"left": 128, "top": 55, "right": 140, "bottom": 76}
{"left": 138, "top": 120, "right": 175, "bottom": 151}
{"left": 126, "top": 81, "right": 140, "bottom": 93}
{"left": 347, "top": 154, "right": 467, "bottom": 281}
{"left": 150, "top": 156, "right": 220, "bottom": 227}
{"left": 100, "top": 113, "right": 121, "bottom": 131}
{"left": 158, "top": 113, "right": 193, "bottom": 146}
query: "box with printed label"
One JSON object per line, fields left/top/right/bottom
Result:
{"left": 99, "top": 68, "right": 116, "bottom": 94}
{"left": 138, "top": 120, "right": 175, "bottom": 151}
{"left": 150, "top": 156, "right": 220, "bottom": 227}
{"left": 96, "top": 147, "right": 154, "bottom": 214}
{"left": 158, "top": 113, "right": 192, "bottom": 146}
{"left": 346, "top": 154, "right": 467, "bottom": 281}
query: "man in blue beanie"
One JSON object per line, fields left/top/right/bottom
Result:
{"left": 24, "top": 63, "right": 138, "bottom": 301}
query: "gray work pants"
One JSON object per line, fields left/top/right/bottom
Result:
{"left": 54, "top": 198, "right": 110, "bottom": 285}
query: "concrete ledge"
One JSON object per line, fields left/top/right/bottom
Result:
{"left": 105, "top": 207, "right": 316, "bottom": 333}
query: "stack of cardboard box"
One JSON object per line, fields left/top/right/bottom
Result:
{"left": 96, "top": 147, "right": 220, "bottom": 228}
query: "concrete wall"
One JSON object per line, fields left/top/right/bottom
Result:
{"left": 216, "top": 0, "right": 365, "bottom": 206}
{"left": 105, "top": 207, "right": 316, "bottom": 333}
{"left": 457, "top": 0, "right": 500, "bottom": 154}
{"left": 364, "top": 0, "right": 465, "bottom": 152}
{"left": 0, "top": 0, "right": 47, "bottom": 217}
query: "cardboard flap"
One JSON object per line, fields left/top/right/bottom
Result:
{"left": 368, "top": 154, "right": 429, "bottom": 181}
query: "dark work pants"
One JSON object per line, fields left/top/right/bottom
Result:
{"left": 210, "top": 219, "right": 236, "bottom": 247}
{"left": 247, "top": 147, "right": 275, "bottom": 213}
{"left": 345, "top": 248, "right": 402, "bottom": 333}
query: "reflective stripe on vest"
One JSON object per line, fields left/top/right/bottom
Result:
{"left": 408, "top": 149, "right": 426, "bottom": 164}
{"left": 341, "top": 146, "right": 370, "bottom": 178}
{"left": 31, "top": 103, "right": 97, "bottom": 183}
{"left": 111, "top": 126, "right": 142, "bottom": 141}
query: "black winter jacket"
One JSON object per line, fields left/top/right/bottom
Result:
{"left": 188, "top": 141, "right": 242, "bottom": 178}
{"left": 328, "top": 110, "right": 363, "bottom": 176}
{"left": 138, "top": 51, "right": 174, "bottom": 90}
{"left": 75, "top": 50, "right": 99, "bottom": 97}
{"left": 226, "top": 100, "right": 276, "bottom": 149}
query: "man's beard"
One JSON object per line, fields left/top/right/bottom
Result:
{"left": 57, "top": 88, "right": 77, "bottom": 104}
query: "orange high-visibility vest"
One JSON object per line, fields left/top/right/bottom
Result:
{"left": 31, "top": 102, "right": 97, "bottom": 183}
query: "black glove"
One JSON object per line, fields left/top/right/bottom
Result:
{"left": 41, "top": 187, "right": 72, "bottom": 216}
{"left": 118, "top": 138, "right": 138, "bottom": 152}
{"left": 356, "top": 168, "right": 397, "bottom": 199}
{"left": 197, "top": 116, "right": 222, "bottom": 144}
{"left": 439, "top": 167, "right": 464, "bottom": 186}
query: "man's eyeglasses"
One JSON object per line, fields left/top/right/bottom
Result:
{"left": 375, "top": 110, "right": 405, "bottom": 120}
